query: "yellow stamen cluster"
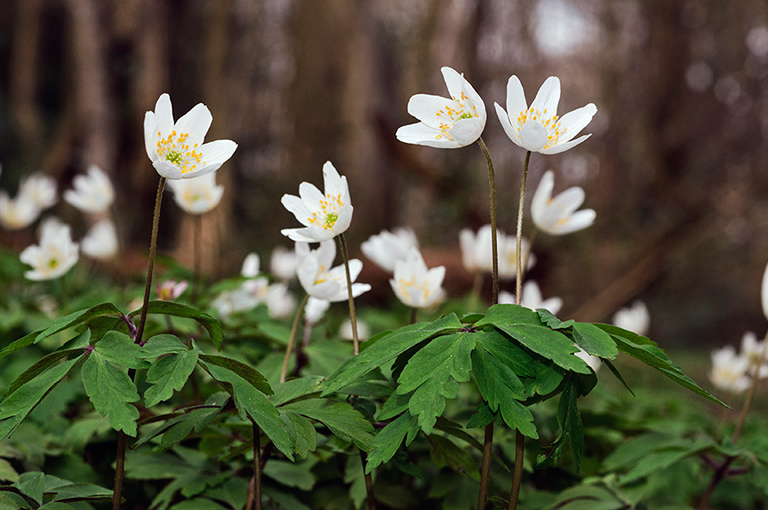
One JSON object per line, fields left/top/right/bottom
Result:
{"left": 396, "top": 277, "right": 432, "bottom": 303}
{"left": 306, "top": 193, "right": 344, "bottom": 231}
{"left": 516, "top": 107, "right": 567, "bottom": 149}
{"left": 156, "top": 130, "right": 207, "bottom": 174}
{"left": 434, "top": 91, "right": 479, "bottom": 140}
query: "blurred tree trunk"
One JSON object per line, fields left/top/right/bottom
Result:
{"left": 10, "top": 0, "right": 43, "bottom": 160}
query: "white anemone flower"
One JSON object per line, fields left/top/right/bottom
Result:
{"left": 361, "top": 227, "right": 419, "bottom": 273}
{"left": 20, "top": 217, "right": 79, "bottom": 280}
{"left": 281, "top": 161, "right": 353, "bottom": 243}
{"left": 64, "top": 165, "right": 115, "bottom": 213}
{"left": 156, "top": 280, "right": 188, "bottom": 301}
{"left": 460, "top": 225, "right": 535, "bottom": 279}
{"left": 340, "top": 318, "right": 370, "bottom": 341}
{"left": 241, "top": 253, "right": 260, "bottom": 278}
{"left": 396, "top": 66, "right": 487, "bottom": 148}
{"left": 499, "top": 281, "right": 562, "bottom": 314}
{"left": 270, "top": 246, "right": 297, "bottom": 280}
{"left": 19, "top": 173, "right": 57, "bottom": 210}
{"left": 739, "top": 331, "right": 768, "bottom": 378}
{"left": 144, "top": 93, "right": 237, "bottom": 179}
{"left": 295, "top": 240, "right": 370, "bottom": 302}
{"left": 81, "top": 220, "right": 119, "bottom": 260}
{"left": 0, "top": 191, "right": 40, "bottom": 230}
{"left": 166, "top": 171, "right": 224, "bottom": 214}
{"left": 266, "top": 283, "right": 295, "bottom": 319}
{"left": 304, "top": 297, "right": 330, "bottom": 325}
{"left": 390, "top": 247, "right": 446, "bottom": 309}
{"left": 495, "top": 76, "right": 597, "bottom": 154}
{"left": 531, "top": 170, "right": 596, "bottom": 235}
{"left": 612, "top": 301, "right": 650, "bottom": 336}
{"left": 710, "top": 345, "right": 751, "bottom": 393}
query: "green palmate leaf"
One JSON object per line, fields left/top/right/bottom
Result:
{"left": 130, "top": 301, "right": 223, "bottom": 348}
{"left": 197, "top": 358, "right": 293, "bottom": 460}
{"left": 378, "top": 391, "right": 411, "bottom": 421}
{"left": 596, "top": 324, "right": 727, "bottom": 406}
{"left": 140, "top": 334, "right": 189, "bottom": 358}
{"left": 282, "top": 411, "right": 317, "bottom": 459}
{"left": 282, "top": 398, "right": 374, "bottom": 451}
{"left": 537, "top": 309, "right": 575, "bottom": 330}
{"left": 571, "top": 323, "right": 618, "bottom": 359}
{"left": 81, "top": 351, "right": 140, "bottom": 436}
{"left": 603, "top": 359, "right": 635, "bottom": 396}
{"left": 366, "top": 413, "right": 419, "bottom": 473}
{"left": 557, "top": 381, "right": 585, "bottom": 471}
{"left": 0, "top": 303, "right": 123, "bottom": 360}
{"left": 494, "top": 324, "right": 590, "bottom": 374}
{"left": 270, "top": 376, "right": 324, "bottom": 407}
{"left": 474, "top": 304, "right": 542, "bottom": 328}
{"left": 135, "top": 394, "right": 228, "bottom": 448}
{"left": 0, "top": 355, "right": 84, "bottom": 440}
{"left": 4, "top": 349, "right": 84, "bottom": 397}
{"left": 429, "top": 435, "right": 480, "bottom": 480}
{"left": 618, "top": 439, "right": 715, "bottom": 484}
{"left": 15, "top": 472, "right": 44, "bottom": 505}
{"left": 263, "top": 460, "right": 316, "bottom": 491}
{"left": 144, "top": 348, "right": 199, "bottom": 407}
{"left": 320, "top": 313, "right": 463, "bottom": 396}
{"left": 198, "top": 354, "right": 271, "bottom": 395}
{"left": 466, "top": 402, "right": 495, "bottom": 429}
{"left": 396, "top": 331, "right": 476, "bottom": 434}
{"left": 92, "top": 331, "right": 145, "bottom": 369}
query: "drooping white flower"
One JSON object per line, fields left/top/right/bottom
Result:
{"left": 295, "top": 240, "right": 370, "bottom": 302}
{"left": 390, "top": 247, "right": 446, "bottom": 309}
{"left": 739, "top": 331, "right": 768, "bottom": 378}
{"left": 241, "top": 253, "right": 260, "bottom": 278}
{"left": 459, "top": 225, "right": 535, "bottom": 279}
{"left": 531, "top": 170, "right": 595, "bottom": 235}
{"left": 270, "top": 246, "right": 297, "bottom": 281}
{"left": 166, "top": 171, "right": 224, "bottom": 214}
{"left": 396, "top": 67, "right": 487, "bottom": 148}
{"left": 19, "top": 173, "right": 57, "bottom": 210}
{"left": 361, "top": 227, "right": 419, "bottom": 273}
{"left": 612, "top": 301, "right": 650, "bottom": 336}
{"left": 156, "top": 280, "right": 189, "bottom": 301}
{"left": 266, "top": 283, "right": 295, "bottom": 319}
{"left": 304, "top": 297, "right": 330, "bottom": 325}
{"left": 709, "top": 345, "right": 751, "bottom": 393}
{"left": 0, "top": 191, "right": 41, "bottom": 230}
{"left": 144, "top": 93, "right": 237, "bottom": 179}
{"left": 499, "top": 281, "right": 562, "bottom": 314}
{"left": 81, "top": 220, "right": 119, "bottom": 260}
{"left": 575, "top": 347, "right": 602, "bottom": 373}
{"left": 20, "top": 217, "right": 79, "bottom": 280}
{"left": 64, "top": 165, "right": 115, "bottom": 213}
{"left": 340, "top": 318, "right": 370, "bottom": 341}
{"left": 281, "top": 161, "right": 353, "bottom": 243}
{"left": 211, "top": 286, "right": 262, "bottom": 318}
{"left": 495, "top": 76, "right": 597, "bottom": 154}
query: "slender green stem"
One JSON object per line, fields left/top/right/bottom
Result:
{"left": 410, "top": 307, "right": 418, "bottom": 325}
{"left": 476, "top": 137, "right": 499, "bottom": 510}
{"left": 507, "top": 431, "right": 525, "bottom": 510}
{"left": 477, "top": 138, "right": 499, "bottom": 305}
{"left": 338, "top": 233, "right": 360, "bottom": 355}
{"left": 253, "top": 423, "right": 263, "bottom": 510}
{"left": 112, "top": 176, "right": 165, "bottom": 510}
{"left": 515, "top": 151, "right": 531, "bottom": 302}
{"left": 135, "top": 177, "right": 166, "bottom": 345}
{"left": 280, "top": 294, "right": 310, "bottom": 383}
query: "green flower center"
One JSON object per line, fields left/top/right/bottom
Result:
{"left": 48, "top": 258, "right": 59, "bottom": 269}
{"left": 325, "top": 213, "right": 338, "bottom": 228}
{"left": 458, "top": 112, "right": 474, "bottom": 120}
{"left": 165, "top": 150, "right": 183, "bottom": 165}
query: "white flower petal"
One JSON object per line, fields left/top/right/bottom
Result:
{"left": 539, "top": 134, "right": 592, "bottom": 155}
{"left": 762, "top": 262, "right": 768, "bottom": 320}
{"left": 518, "top": 121, "right": 549, "bottom": 152}
{"left": 553, "top": 103, "right": 597, "bottom": 144}
{"left": 395, "top": 122, "right": 462, "bottom": 149}
{"left": 281, "top": 194, "right": 313, "bottom": 227}
{"left": 529, "top": 76, "right": 561, "bottom": 116}
{"left": 494, "top": 103, "right": 524, "bottom": 149}
{"left": 154, "top": 93, "right": 175, "bottom": 136}
{"left": 153, "top": 160, "right": 184, "bottom": 179}
{"left": 144, "top": 112, "right": 159, "bottom": 162}
{"left": 407, "top": 94, "right": 459, "bottom": 129}
{"left": 448, "top": 116, "right": 486, "bottom": 146}
{"left": 174, "top": 103, "right": 213, "bottom": 147}
{"left": 505, "top": 76, "right": 528, "bottom": 128}
{"left": 185, "top": 140, "right": 237, "bottom": 178}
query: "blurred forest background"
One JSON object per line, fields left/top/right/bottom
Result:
{"left": 1, "top": 0, "right": 768, "bottom": 349}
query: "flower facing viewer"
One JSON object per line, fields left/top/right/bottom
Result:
{"left": 361, "top": 227, "right": 419, "bottom": 273}
{"left": 495, "top": 76, "right": 597, "bottom": 154}
{"left": 20, "top": 217, "right": 79, "bottom": 280}
{"left": 390, "top": 247, "right": 446, "bottom": 309}
{"left": 281, "top": 161, "right": 353, "bottom": 243}
{"left": 144, "top": 93, "right": 237, "bottom": 179}
{"left": 709, "top": 346, "right": 750, "bottom": 394}
{"left": 396, "top": 67, "right": 486, "bottom": 148}
{"left": 295, "top": 240, "right": 370, "bottom": 302}
{"left": 531, "top": 170, "right": 596, "bottom": 235}
{"left": 167, "top": 171, "right": 224, "bottom": 214}
{"left": 64, "top": 165, "right": 115, "bottom": 214}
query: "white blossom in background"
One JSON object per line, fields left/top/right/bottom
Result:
{"left": 709, "top": 345, "right": 750, "bottom": 394}
{"left": 20, "top": 217, "right": 79, "bottom": 281}
{"left": 361, "top": 227, "right": 419, "bottom": 273}
{"left": 266, "top": 283, "right": 295, "bottom": 320}
{"left": 459, "top": 225, "right": 535, "bottom": 278}
{"left": 144, "top": 93, "right": 237, "bottom": 179}
{"left": 0, "top": 191, "right": 41, "bottom": 230}
{"left": 390, "top": 247, "right": 446, "bottom": 309}
{"left": 19, "top": 173, "right": 57, "bottom": 211}
{"left": 166, "top": 171, "right": 224, "bottom": 214}
{"left": 531, "top": 170, "right": 596, "bottom": 235}
{"left": 210, "top": 253, "right": 271, "bottom": 318}
{"left": 612, "top": 301, "right": 650, "bottom": 336}
{"left": 739, "top": 332, "right": 768, "bottom": 378}
{"left": 304, "top": 297, "right": 331, "bottom": 325}
{"left": 281, "top": 161, "right": 353, "bottom": 243}
{"left": 340, "top": 318, "right": 370, "bottom": 341}
{"left": 64, "top": 165, "right": 115, "bottom": 213}
{"left": 396, "top": 66, "right": 486, "bottom": 148}
{"left": 295, "top": 240, "right": 370, "bottom": 302}
{"left": 575, "top": 347, "right": 602, "bottom": 373}
{"left": 81, "top": 220, "right": 119, "bottom": 260}
{"left": 761, "top": 261, "right": 768, "bottom": 320}
{"left": 270, "top": 246, "right": 298, "bottom": 280}
{"left": 499, "top": 281, "right": 562, "bottom": 315}
{"left": 156, "top": 280, "right": 189, "bottom": 301}
{"left": 241, "top": 253, "right": 260, "bottom": 278}
{"left": 495, "top": 75, "right": 597, "bottom": 154}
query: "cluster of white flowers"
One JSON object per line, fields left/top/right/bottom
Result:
{"left": 0, "top": 172, "right": 57, "bottom": 230}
